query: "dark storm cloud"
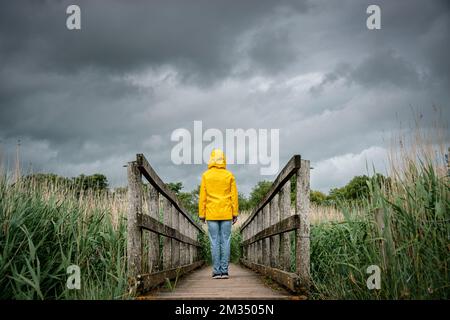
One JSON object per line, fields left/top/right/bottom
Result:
{"left": 310, "top": 49, "right": 423, "bottom": 94}
{"left": 0, "top": 0, "right": 310, "bottom": 80}
{"left": 0, "top": 0, "right": 449, "bottom": 193}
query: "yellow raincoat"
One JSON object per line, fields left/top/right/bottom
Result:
{"left": 198, "top": 149, "right": 239, "bottom": 221}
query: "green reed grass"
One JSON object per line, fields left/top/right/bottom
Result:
{"left": 310, "top": 159, "right": 449, "bottom": 299}
{"left": 0, "top": 176, "right": 129, "bottom": 299}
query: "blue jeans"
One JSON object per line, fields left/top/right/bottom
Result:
{"left": 207, "top": 220, "right": 232, "bottom": 275}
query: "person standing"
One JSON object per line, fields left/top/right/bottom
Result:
{"left": 199, "top": 149, "right": 239, "bottom": 279}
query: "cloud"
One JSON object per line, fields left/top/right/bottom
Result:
{"left": 0, "top": 0, "right": 449, "bottom": 196}
{"left": 311, "top": 146, "right": 389, "bottom": 193}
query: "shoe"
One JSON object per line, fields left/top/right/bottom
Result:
{"left": 212, "top": 274, "right": 221, "bottom": 279}
{"left": 221, "top": 273, "right": 229, "bottom": 279}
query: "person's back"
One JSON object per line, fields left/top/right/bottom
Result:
{"left": 199, "top": 149, "right": 239, "bottom": 279}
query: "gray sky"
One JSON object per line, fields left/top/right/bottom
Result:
{"left": 0, "top": 0, "right": 449, "bottom": 195}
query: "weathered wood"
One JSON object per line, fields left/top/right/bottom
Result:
{"left": 193, "top": 228, "right": 199, "bottom": 261}
{"left": 252, "top": 221, "right": 256, "bottom": 263}
{"left": 136, "top": 154, "right": 203, "bottom": 233}
{"left": 137, "top": 213, "right": 201, "bottom": 247}
{"left": 142, "top": 263, "right": 291, "bottom": 300}
{"left": 180, "top": 216, "right": 186, "bottom": 265}
{"left": 240, "top": 155, "right": 300, "bottom": 230}
{"left": 189, "top": 224, "right": 194, "bottom": 264}
{"left": 147, "top": 184, "right": 160, "bottom": 273}
{"left": 295, "top": 159, "right": 310, "bottom": 285}
{"left": 279, "top": 180, "right": 291, "bottom": 271}
{"left": 162, "top": 197, "right": 172, "bottom": 270}
{"left": 242, "top": 228, "right": 248, "bottom": 261}
{"left": 185, "top": 217, "right": 190, "bottom": 264}
{"left": 138, "top": 260, "right": 205, "bottom": 292}
{"left": 257, "top": 212, "right": 262, "bottom": 264}
{"left": 261, "top": 207, "right": 266, "bottom": 265}
{"left": 127, "top": 162, "right": 143, "bottom": 284}
{"left": 263, "top": 205, "right": 270, "bottom": 266}
{"left": 270, "top": 194, "right": 280, "bottom": 268}
{"left": 240, "top": 259, "right": 302, "bottom": 293}
{"left": 242, "top": 215, "right": 300, "bottom": 246}
{"left": 171, "top": 205, "right": 180, "bottom": 267}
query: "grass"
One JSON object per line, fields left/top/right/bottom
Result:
{"left": 0, "top": 177, "right": 129, "bottom": 299}
{"left": 309, "top": 125, "right": 449, "bottom": 299}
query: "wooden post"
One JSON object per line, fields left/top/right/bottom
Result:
{"left": 185, "top": 217, "right": 190, "bottom": 265}
{"left": 295, "top": 159, "right": 310, "bottom": 286}
{"left": 193, "top": 228, "right": 198, "bottom": 262}
{"left": 257, "top": 213, "right": 262, "bottom": 264}
{"left": 127, "top": 162, "right": 143, "bottom": 284}
{"left": 171, "top": 205, "right": 180, "bottom": 267}
{"left": 270, "top": 193, "right": 280, "bottom": 268}
{"left": 162, "top": 197, "right": 172, "bottom": 270}
{"left": 279, "top": 179, "right": 291, "bottom": 271}
{"left": 180, "top": 216, "right": 186, "bottom": 266}
{"left": 243, "top": 228, "right": 248, "bottom": 261}
{"left": 148, "top": 184, "right": 160, "bottom": 273}
{"left": 263, "top": 206, "right": 270, "bottom": 266}
{"left": 250, "top": 221, "right": 254, "bottom": 263}
{"left": 189, "top": 224, "right": 194, "bottom": 264}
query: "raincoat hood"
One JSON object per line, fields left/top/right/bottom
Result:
{"left": 208, "top": 149, "right": 226, "bottom": 169}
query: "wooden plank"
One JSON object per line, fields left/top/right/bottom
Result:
{"left": 137, "top": 213, "right": 201, "bottom": 247}
{"left": 136, "top": 154, "right": 203, "bottom": 233}
{"left": 147, "top": 183, "right": 160, "bottom": 273}
{"left": 185, "top": 217, "right": 190, "bottom": 264}
{"left": 263, "top": 206, "right": 270, "bottom": 266}
{"left": 270, "top": 194, "right": 280, "bottom": 268}
{"left": 162, "top": 198, "right": 172, "bottom": 270}
{"left": 180, "top": 216, "right": 186, "bottom": 266}
{"left": 251, "top": 221, "right": 256, "bottom": 263}
{"left": 140, "top": 263, "right": 292, "bottom": 300}
{"left": 242, "top": 228, "right": 248, "bottom": 261}
{"left": 240, "top": 155, "right": 300, "bottom": 230}
{"left": 257, "top": 212, "right": 262, "bottom": 264}
{"left": 295, "top": 160, "right": 310, "bottom": 285}
{"left": 240, "top": 259, "right": 302, "bottom": 293}
{"left": 193, "top": 228, "right": 199, "bottom": 261}
{"left": 127, "top": 161, "right": 143, "bottom": 285}
{"left": 138, "top": 260, "right": 205, "bottom": 292}
{"left": 189, "top": 224, "right": 194, "bottom": 264}
{"left": 171, "top": 205, "right": 180, "bottom": 267}
{"left": 279, "top": 180, "right": 291, "bottom": 271}
{"left": 241, "top": 215, "right": 300, "bottom": 246}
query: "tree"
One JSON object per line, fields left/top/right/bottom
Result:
{"left": 311, "top": 190, "right": 327, "bottom": 205}
{"left": 238, "top": 192, "right": 250, "bottom": 212}
{"left": 247, "top": 181, "right": 272, "bottom": 209}
{"left": 167, "top": 182, "right": 183, "bottom": 195}
{"left": 72, "top": 173, "right": 108, "bottom": 191}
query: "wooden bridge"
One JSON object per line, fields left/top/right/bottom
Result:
{"left": 127, "top": 154, "right": 310, "bottom": 299}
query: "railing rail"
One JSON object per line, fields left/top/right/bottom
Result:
{"left": 127, "top": 154, "right": 205, "bottom": 294}
{"left": 240, "top": 154, "right": 310, "bottom": 293}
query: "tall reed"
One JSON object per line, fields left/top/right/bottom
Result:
{"left": 0, "top": 175, "right": 129, "bottom": 299}
{"left": 310, "top": 123, "right": 449, "bottom": 299}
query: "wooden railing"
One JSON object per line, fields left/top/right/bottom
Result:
{"left": 240, "top": 155, "right": 310, "bottom": 293}
{"left": 127, "top": 154, "right": 205, "bottom": 294}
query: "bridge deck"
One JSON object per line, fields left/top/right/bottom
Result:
{"left": 139, "top": 263, "right": 294, "bottom": 300}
